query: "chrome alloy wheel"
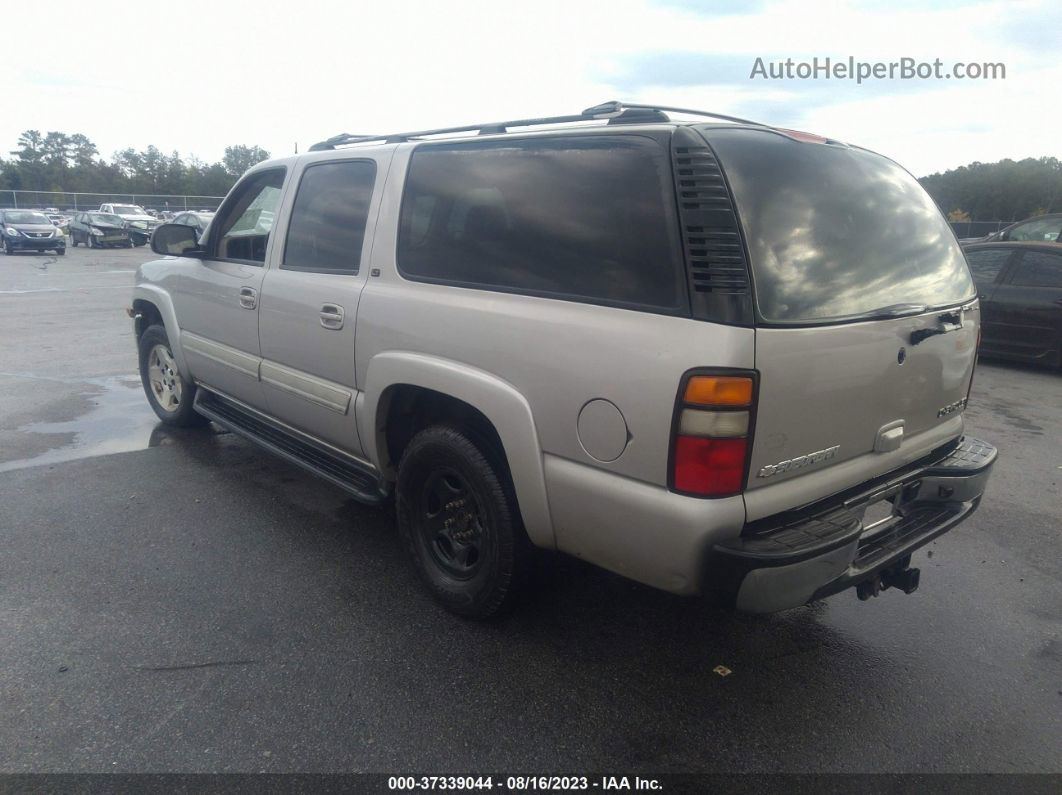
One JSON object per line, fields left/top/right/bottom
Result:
{"left": 148, "top": 344, "right": 182, "bottom": 412}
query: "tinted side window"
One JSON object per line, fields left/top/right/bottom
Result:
{"left": 1010, "top": 251, "right": 1062, "bottom": 287}
{"left": 1004, "top": 217, "right": 1062, "bottom": 242}
{"left": 283, "top": 160, "right": 377, "bottom": 275}
{"left": 397, "top": 136, "right": 685, "bottom": 313}
{"left": 212, "top": 168, "right": 285, "bottom": 263}
{"left": 965, "top": 249, "right": 1011, "bottom": 284}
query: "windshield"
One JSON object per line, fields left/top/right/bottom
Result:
{"left": 4, "top": 211, "right": 51, "bottom": 225}
{"left": 111, "top": 205, "right": 147, "bottom": 215}
{"left": 703, "top": 128, "right": 975, "bottom": 324}
{"left": 88, "top": 213, "right": 125, "bottom": 225}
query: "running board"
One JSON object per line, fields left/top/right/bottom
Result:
{"left": 194, "top": 389, "right": 387, "bottom": 505}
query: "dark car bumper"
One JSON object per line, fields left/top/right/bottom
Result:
{"left": 6, "top": 235, "right": 65, "bottom": 250}
{"left": 91, "top": 233, "right": 131, "bottom": 247}
{"left": 707, "top": 437, "right": 997, "bottom": 612}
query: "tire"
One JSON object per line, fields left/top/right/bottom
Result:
{"left": 396, "top": 424, "right": 530, "bottom": 618}
{"left": 71, "top": 236, "right": 78, "bottom": 247}
{"left": 137, "top": 324, "right": 208, "bottom": 427}
{"left": 2, "top": 240, "right": 10, "bottom": 255}
{"left": 56, "top": 249, "right": 65, "bottom": 256}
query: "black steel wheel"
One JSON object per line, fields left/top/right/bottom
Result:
{"left": 397, "top": 424, "right": 530, "bottom": 618}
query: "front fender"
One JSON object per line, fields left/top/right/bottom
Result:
{"left": 131, "top": 282, "right": 188, "bottom": 375}
{"left": 358, "top": 351, "right": 554, "bottom": 549}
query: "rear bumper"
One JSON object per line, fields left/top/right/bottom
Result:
{"left": 708, "top": 436, "right": 997, "bottom": 612}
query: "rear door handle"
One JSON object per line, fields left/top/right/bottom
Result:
{"left": 239, "top": 287, "right": 257, "bottom": 310}
{"left": 320, "top": 303, "right": 344, "bottom": 330}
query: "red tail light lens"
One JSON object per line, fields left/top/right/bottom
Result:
{"left": 670, "top": 371, "right": 756, "bottom": 498}
{"left": 673, "top": 437, "right": 748, "bottom": 496}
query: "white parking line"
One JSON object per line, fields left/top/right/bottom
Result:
{"left": 35, "top": 269, "right": 137, "bottom": 276}
{"left": 0, "top": 285, "right": 131, "bottom": 295}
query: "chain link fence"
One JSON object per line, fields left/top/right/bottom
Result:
{"left": 1, "top": 189, "right": 1020, "bottom": 241}
{"left": 0, "top": 190, "right": 224, "bottom": 213}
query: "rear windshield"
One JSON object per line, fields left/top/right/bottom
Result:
{"left": 704, "top": 128, "right": 975, "bottom": 324}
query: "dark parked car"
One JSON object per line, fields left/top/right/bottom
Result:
{"left": 171, "top": 211, "right": 215, "bottom": 239}
{"left": 69, "top": 212, "right": 132, "bottom": 249}
{"left": 960, "top": 213, "right": 1062, "bottom": 244}
{"left": 963, "top": 241, "right": 1062, "bottom": 367}
{"left": 1, "top": 209, "right": 66, "bottom": 255}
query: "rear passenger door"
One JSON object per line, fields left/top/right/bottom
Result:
{"left": 991, "top": 248, "right": 1062, "bottom": 363}
{"left": 257, "top": 154, "right": 388, "bottom": 456}
{"left": 964, "top": 246, "right": 1015, "bottom": 355}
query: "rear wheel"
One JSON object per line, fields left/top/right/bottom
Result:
{"left": 137, "top": 324, "right": 208, "bottom": 427}
{"left": 396, "top": 424, "right": 530, "bottom": 618}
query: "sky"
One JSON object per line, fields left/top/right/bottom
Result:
{"left": 4, "top": 0, "right": 1058, "bottom": 177}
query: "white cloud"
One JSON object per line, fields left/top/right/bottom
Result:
{"left": 1, "top": 0, "right": 1057, "bottom": 177}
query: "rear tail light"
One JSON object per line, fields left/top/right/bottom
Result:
{"left": 670, "top": 372, "right": 756, "bottom": 497}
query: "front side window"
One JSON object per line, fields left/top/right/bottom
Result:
{"left": 397, "top": 135, "right": 686, "bottom": 313}
{"left": 1004, "top": 217, "right": 1062, "bottom": 242}
{"left": 212, "top": 168, "right": 285, "bottom": 263}
{"left": 283, "top": 160, "right": 377, "bottom": 275}
{"left": 1010, "top": 250, "right": 1062, "bottom": 288}
{"left": 965, "top": 248, "right": 1012, "bottom": 284}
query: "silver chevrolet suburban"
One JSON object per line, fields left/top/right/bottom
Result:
{"left": 131, "top": 101, "right": 996, "bottom": 618}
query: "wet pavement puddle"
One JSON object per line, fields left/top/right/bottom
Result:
{"left": 0, "top": 375, "right": 168, "bottom": 473}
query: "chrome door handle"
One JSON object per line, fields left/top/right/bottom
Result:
{"left": 239, "top": 287, "right": 257, "bottom": 310}
{"left": 319, "top": 303, "right": 344, "bottom": 330}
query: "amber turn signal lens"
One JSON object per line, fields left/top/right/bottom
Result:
{"left": 683, "top": 376, "right": 753, "bottom": 407}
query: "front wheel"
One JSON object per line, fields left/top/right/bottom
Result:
{"left": 396, "top": 424, "right": 530, "bottom": 618}
{"left": 137, "top": 324, "right": 208, "bottom": 427}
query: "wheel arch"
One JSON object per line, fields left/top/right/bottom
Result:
{"left": 131, "top": 285, "right": 189, "bottom": 375}
{"left": 359, "top": 352, "right": 554, "bottom": 548}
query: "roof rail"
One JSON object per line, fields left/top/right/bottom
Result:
{"left": 307, "top": 101, "right": 767, "bottom": 151}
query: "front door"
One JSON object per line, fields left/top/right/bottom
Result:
{"left": 170, "top": 166, "right": 287, "bottom": 409}
{"left": 257, "top": 156, "right": 385, "bottom": 456}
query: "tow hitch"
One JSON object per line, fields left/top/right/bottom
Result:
{"left": 856, "top": 555, "right": 921, "bottom": 601}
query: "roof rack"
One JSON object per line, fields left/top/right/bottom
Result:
{"left": 307, "top": 101, "right": 767, "bottom": 151}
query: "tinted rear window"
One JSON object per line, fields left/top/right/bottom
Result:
{"left": 703, "top": 128, "right": 975, "bottom": 323}
{"left": 965, "top": 248, "right": 1011, "bottom": 283}
{"left": 1011, "top": 250, "right": 1062, "bottom": 287}
{"left": 283, "top": 160, "right": 376, "bottom": 275}
{"left": 397, "top": 135, "right": 686, "bottom": 313}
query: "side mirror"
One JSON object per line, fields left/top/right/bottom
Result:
{"left": 151, "top": 223, "right": 204, "bottom": 257}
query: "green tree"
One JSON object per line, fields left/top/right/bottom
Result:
{"left": 222, "top": 145, "right": 270, "bottom": 178}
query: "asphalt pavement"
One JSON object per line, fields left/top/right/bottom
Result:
{"left": 0, "top": 244, "right": 1059, "bottom": 773}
